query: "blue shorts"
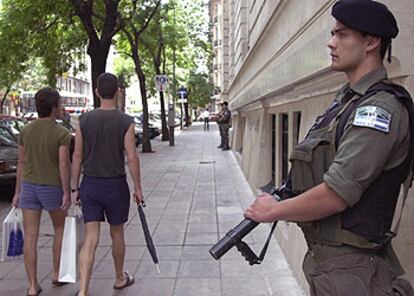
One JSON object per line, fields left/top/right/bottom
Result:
{"left": 18, "top": 181, "right": 63, "bottom": 211}
{"left": 80, "top": 175, "right": 130, "bottom": 225}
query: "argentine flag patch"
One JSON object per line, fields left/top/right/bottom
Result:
{"left": 353, "top": 106, "right": 391, "bottom": 133}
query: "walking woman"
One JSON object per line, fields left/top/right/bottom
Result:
{"left": 12, "top": 88, "right": 71, "bottom": 296}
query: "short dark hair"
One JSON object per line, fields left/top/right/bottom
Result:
{"left": 35, "top": 88, "right": 60, "bottom": 118}
{"left": 97, "top": 73, "right": 119, "bottom": 99}
{"left": 222, "top": 101, "right": 228, "bottom": 106}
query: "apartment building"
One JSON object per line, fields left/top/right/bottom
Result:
{"left": 211, "top": 0, "right": 414, "bottom": 292}
{"left": 210, "top": 0, "right": 231, "bottom": 108}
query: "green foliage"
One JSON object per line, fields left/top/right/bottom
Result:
{"left": 132, "top": 0, "right": 212, "bottom": 108}
{"left": 0, "top": 0, "right": 87, "bottom": 91}
{"left": 187, "top": 70, "right": 214, "bottom": 107}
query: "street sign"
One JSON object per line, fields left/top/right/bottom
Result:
{"left": 155, "top": 75, "right": 169, "bottom": 92}
{"left": 177, "top": 86, "right": 188, "bottom": 103}
{"left": 178, "top": 86, "right": 188, "bottom": 98}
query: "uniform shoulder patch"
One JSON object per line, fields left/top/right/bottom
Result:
{"left": 352, "top": 105, "right": 391, "bottom": 133}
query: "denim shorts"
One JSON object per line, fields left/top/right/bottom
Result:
{"left": 18, "top": 181, "right": 63, "bottom": 211}
{"left": 80, "top": 175, "right": 130, "bottom": 225}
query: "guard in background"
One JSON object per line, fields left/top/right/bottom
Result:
{"left": 245, "top": 1, "right": 414, "bottom": 295}
{"left": 217, "top": 101, "right": 232, "bottom": 151}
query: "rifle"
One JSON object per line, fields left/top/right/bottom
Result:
{"left": 209, "top": 186, "right": 284, "bottom": 265}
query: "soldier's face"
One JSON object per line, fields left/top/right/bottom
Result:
{"left": 327, "top": 21, "right": 369, "bottom": 73}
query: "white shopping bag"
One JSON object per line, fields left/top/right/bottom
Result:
{"left": 1, "top": 206, "right": 24, "bottom": 262}
{"left": 58, "top": 206, "right": 84, "bottom": 283}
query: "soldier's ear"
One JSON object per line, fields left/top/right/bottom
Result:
{"left": 366, "top": 36, "right": 381, "bottom": 54}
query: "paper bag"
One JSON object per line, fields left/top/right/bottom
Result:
{"left": 58, "top": 206, "right": 84, "bottom": 283}
{"left": 1, "top": 207, "right": 24, "bottom": 261}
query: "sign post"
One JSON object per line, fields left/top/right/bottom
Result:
{"left": 155, "top": 75, "right": 174, "bottom": 146}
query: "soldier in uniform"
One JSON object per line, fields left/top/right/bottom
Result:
{"left": 217, "top": 101, "right": 232, "bottom": 151}
{"left": 245, "top": 1, "right": 414, "bottom": 295}
{"left": 216, "top": 103, "right": 225, "bottom": 149}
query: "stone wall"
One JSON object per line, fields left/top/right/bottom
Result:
{"left": 227, "top": 0, "right": 414, "bottom": 293}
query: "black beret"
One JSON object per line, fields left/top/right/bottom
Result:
{"left": 331, "top": 0, "right": 398, "bottom": 39}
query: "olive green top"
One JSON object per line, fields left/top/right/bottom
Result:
{"left": 19, "top": 119, "right": 71, "bottom": 186}
{"left": 323, "top": 67, "right": 410, "bottom": 207}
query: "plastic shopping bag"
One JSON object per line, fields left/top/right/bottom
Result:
{"left": 58, "top": 206, "right": 84, "bottom": 283}
{"left": 1, "top": 206, "right": 24, "bottom": 261}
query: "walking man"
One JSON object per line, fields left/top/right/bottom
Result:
{"left": 245, "top": 1, "right": 414, "bottom": 295}
{"left": 71, "top": 73, "right": 144, "bottom": 296}
{"left": 202, "top": 108, "right": 210, "bottom": 131}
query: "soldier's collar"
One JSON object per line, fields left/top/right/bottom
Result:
{"left": 350, "top": 67, "right": 388, "bottom": 95}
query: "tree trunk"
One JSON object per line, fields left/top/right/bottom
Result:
{"left": 133, "top": 51, "right": 152, "bottom": 153}
{"left": 184, "top": 102, "right": 190, "bottom": 127}
{"left": 158, "top": 90, "right": 169, "bottom": 141}
{"left": 0, "top": 88, "right": 10, "bottom": 114}
{"left": 88, "top": 43, "right": 111, "bottom": 108}
{"left": 70, "top": 0, "right": 120, "bottom": 109}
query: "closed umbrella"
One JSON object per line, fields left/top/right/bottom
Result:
{"left": 138, "top": 202, "right": 160, "bottom": 273}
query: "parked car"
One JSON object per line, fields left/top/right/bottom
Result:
{"left": 0, "top": 126, "right": 18, "bottom": 188}
{"left": 0, "top": 115, "right": 27, "bottom": 141}
{"left": 133, "top": 116, "right": 160, "bottom": 141}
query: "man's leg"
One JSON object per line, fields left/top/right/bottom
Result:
{"left": 22, "top": 209, "right": 42, "bottom": 295}
{"left": 218, "top": 124, "right": 223, "bottom": 148}
{"left": 110, "top": 224, "right": 129, "bottom": 287}
{"left": 48, "top": 208, "right": 67, "bottom": 282}
{"left": 222, "top": 125, "right": 230, "bottom": 150}
{"left": 78, "top": 222, "right": 101, "bottom": 296}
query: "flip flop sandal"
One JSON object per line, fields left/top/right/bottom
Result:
{"left": 26, "top": 287, "right": 42, "bottom": 296}
{"left": 113, "top": 271, "right": 135, "bottom": 290}
{"left": 52, "top": 280, "right": 69, "bottom": 286}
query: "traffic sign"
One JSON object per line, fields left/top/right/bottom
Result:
{"left": 177, "top": 86, "right": 188, "bottom": 103}
{"left": 155, "top": 75, "right": 169, "bottom": 92}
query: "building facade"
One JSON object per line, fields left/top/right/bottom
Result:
{"left": 211, "top": 0, "right": 414, "bottom": 292}
{"left": 210, "top": 0, "right": 231, "bottom": 108}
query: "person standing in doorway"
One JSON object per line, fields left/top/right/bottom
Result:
{"left": 12, "top": 88, "right": 71, "bottom": 296}
{"left": 217, "top": 102, "right": 232, "bottom": 151}
{"left": 71, "top": 73, "right": 144, "bottom": 296}
{"left": 245, "top": 1, "right": 414, "bottom": 295}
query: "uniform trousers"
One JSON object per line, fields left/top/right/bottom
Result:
{"left": 302, "top": 243, "right": 414, "bottom": 296}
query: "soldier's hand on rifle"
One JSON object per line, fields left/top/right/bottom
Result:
{"left": 244, "top": 193, "right": 278, "bottom": 223}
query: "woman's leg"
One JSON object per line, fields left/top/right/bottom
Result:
{"left": 48, "top": 208, "right": 67, "bottom": 282}
{"left": 22, "top": 209, "right": 42, "bottom": 295}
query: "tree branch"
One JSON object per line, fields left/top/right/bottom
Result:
{"left": 137, "top": 0, "right": 162, "bottom": 35}
{"left": 69, "top": 0, "right": 100, "bottom": 46}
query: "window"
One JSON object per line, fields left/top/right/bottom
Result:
{"left": 293, "top": 111, "right": 302, "bottom": 145}
{"left": 280, "top": 113, "right": 289, "bottom": 181}
{"left": 271, "top": 114, "right": 276, "bottom": 180}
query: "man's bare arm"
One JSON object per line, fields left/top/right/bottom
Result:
{"left": 58, "top": 145, "right": 71, "bottom": 210}
{"left": 124, "top": 124, "right": 143, "bottom": 203}
{"left": 71, "top": 126, "right": 83, "bottom": 203}
{"left": 12, "top": 145, "right": 25, "bottom": 206}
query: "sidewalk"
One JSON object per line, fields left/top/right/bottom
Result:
{"left": 0, "top": 122, "right": 305, "bottom": 296}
